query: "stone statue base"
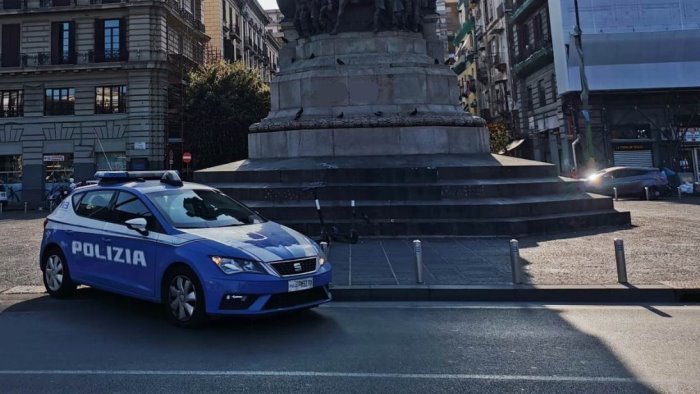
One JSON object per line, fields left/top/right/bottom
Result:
{"left": 249, "top": 31, "right": 488, "bottom": 158}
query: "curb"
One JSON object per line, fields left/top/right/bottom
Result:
{"left": 329, "top": 285, "right": 700, "bottom": 303}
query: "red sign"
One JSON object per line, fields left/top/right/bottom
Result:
{"left": 182, "top": 152, "right": 192, "bottom": 164}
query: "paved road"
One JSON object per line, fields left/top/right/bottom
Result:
{"left": 0, "top": 291, "right": 698, "bottom": 393}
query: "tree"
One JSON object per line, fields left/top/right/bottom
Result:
{"left": 488, "top": 121, "right": 510, "bottom": 154}
{"left": 184, "top": 61, "right": 270, "bottom": 170}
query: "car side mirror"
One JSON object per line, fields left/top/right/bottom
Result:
{"left": 125, "top": 218, "right": 148, "bottom": 235}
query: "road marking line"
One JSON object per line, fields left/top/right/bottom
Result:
{"left": 0, "top": 370, "right": 647, "bottom": 383}
{"left": 379, "top": 240, "right": 400, "bottom": 285}
{"left": 321, "top": 303, "right": 700, "bottom": 310}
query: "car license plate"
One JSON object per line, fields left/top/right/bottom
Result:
{"left": 288, "top": 278, "right": 313, "bottom": 292}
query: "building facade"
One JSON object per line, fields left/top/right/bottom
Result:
{"left": 0, "top": 0, "right": 207, "bottom": 205}
{"left": 203, "top": 0, "right": 279, "bottom": 83}
{"left": 508, "top": 0, "right": 567, "bottom": 170}
{"left": 549, "top": 0, "right": 700, "bottom": 183}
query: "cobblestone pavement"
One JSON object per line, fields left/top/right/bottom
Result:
{"left": 1, "top": 198, "right": 699, "bottom": 291}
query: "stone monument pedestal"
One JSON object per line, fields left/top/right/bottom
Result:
{"left": 195, "top": 7, "right": 630, "bottom": 236}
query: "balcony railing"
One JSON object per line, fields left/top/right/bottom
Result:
{"left": 2, "top": 0, "right": 127, "bottom": 12}
{"left": 513, "top": 41, "right": 553, "bottom": 77}
{"left": 510, "top": 0, "right": 546, "bottom": 24}
{"left": 0, "top": 50, "right": 134, "bottom": 69}
{"left": 163, "top": 0, "right": 205, "bottom": 33}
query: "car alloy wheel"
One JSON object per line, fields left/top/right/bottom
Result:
{"left": 168, "top": 275, "right": 197, "bottom": 322}
{"left": 45, "top": 254, "right": 65, "bottom": 292}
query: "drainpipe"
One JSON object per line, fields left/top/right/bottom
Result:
{"left": 571, "top": 136, "right": 581, "bottom": 174}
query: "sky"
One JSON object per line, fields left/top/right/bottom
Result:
{"left": 258, "top": 0, "right": 279, "bottom": 10}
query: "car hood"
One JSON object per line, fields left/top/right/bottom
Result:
{"left": 179, "top": 222, "right": 319, "bottom": 263}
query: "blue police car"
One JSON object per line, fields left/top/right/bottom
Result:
{"left": 40, "top": 171, "right": 332, "bottom": 327}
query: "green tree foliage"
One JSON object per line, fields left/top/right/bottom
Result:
{"left": 184, "top": 61, "right": 270, "bottom": 169}
{"left": 488, "top": 122, "right": 510, "bottom": 154}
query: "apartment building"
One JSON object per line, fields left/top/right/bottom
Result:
{"left": 0, "top": 0, "right": 207, "bottom": 205}
{"left": 508, "top": 0, "right": 565, "bottom": 168}
{"left": 203, "top": 0, "right": 279, "bottom": 83}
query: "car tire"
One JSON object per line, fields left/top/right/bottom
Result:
{"left": 41, "top": 247, "right": 77, "bottom": 298}
{"left": 162, "top": 266, "right": 207, "bottom": 328}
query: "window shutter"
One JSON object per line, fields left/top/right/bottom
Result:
{"left": 68, "top": 21, "right": 76, "bottom": 63}
{"left": 51, "top": 22, "right": 60, "bottom": 64}
{"left": 1, "top": 24, "right": 21, "bottom": 67}
{"left": 119, "top": 18, "right": 128, "bottom": 60}
{"left": 94, "top": 19, "right": 105, "bottom": 62}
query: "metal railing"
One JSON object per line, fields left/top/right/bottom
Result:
{"left": 163, "top": 0, "right": 205, "bottom": 32}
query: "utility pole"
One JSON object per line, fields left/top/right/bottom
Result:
{"left": 573, "top": 0, "right": 595, "bottom": 169}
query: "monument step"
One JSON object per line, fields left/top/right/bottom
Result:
{"left": 217, "top": 178, "right": 583, "bottom": 201}
{"left": 276, "top": 210, "right": 632, "bottom": 237}
{"left": 246, "top": 193, "right": 614, "bottom": 221}
{"left": 195, "top": 154, "right": 559, "bottom": 184}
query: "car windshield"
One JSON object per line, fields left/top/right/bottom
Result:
{"left": 147, "top": 189, "right": 265, "bottom": 229}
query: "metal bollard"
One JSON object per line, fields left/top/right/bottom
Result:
{"left": 24, "top": 202, "right": 27, "bottom": 213}
{"left": 614, "top": 238, "right": 628, "bottom": 284}
{"left": 510, "top": 239, "right": 522, "bottom": 284}
{"left": 678, "top": 186, "right": 682, "bottom": 200}
{"left": 613, "top": 187, "right": 618, "bottom": 201}
{"left": 49, "top": 200, "right": 54, "bottom": 212}
{"left": 413, "top": 240, "right": 424, "bottom": 284}
{"left": 320, "top": 241, "right": 329, "bottom": 255}
{"left": 0, "top": 203, "right": 3, "bottom": 216}
{"left": 644, "top": 186, "right": 650, "bottom": 201}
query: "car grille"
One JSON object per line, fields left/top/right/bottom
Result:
{"left": 269, "top": 257, "right": 317, "bottom": 276}
{"left": 263, "top": 286, "right": 330, "bottom": 310}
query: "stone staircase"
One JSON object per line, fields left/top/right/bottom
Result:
{"left": 194, "top": 154, "right": 631, "bottom": 237}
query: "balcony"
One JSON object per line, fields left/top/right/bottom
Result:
{"left": 163, "top": 0, "right": 205, "bottom": 33}
{"left": 510, "top": 0, "right": 546, "bottom": 24}
{"left": 513, "top": 42, "right": 552, "bottom": 77}
{"left": 0, "top": 50, "right": 133, "bottom": 70}
{"left": 452, "top": 58, "right": 467, "bottom": 75}
{"left": 452, "top": 18, "right": 475, "bottom": 47}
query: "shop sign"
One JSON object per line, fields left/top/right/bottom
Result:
{"left": 43, "top": 155, "right": 65, "bottom": 162}
{"left": 614, "top": 144, "right": 648, "bottom": 151}
{"left": 684, "top": 129, "right": 700, "bottom": 143}
{"left": 134, "top": 142, "right": 147, "bottom": 150}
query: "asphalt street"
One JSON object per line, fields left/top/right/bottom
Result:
{"left": 0, "top": 291, "right": 698, "bottom": 393}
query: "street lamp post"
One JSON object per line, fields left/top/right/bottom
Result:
{"left": 573, "top": 0, "right": 595, "bottom": 169}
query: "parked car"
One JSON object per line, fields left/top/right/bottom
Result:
{"left": 585, "top": 167, "right": 669, "bottom": 199}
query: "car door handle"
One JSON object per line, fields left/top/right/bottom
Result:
{"left": 101, "top": 237, "right": 112, "bottom": 243}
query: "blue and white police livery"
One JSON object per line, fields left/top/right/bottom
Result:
{"left": 40, "top": 171, "right": 332, "bottom": 327}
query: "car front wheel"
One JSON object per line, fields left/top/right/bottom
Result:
{"left": 163, "top": 266, "right": 207, "bottom": 328}
{"left": 42, "top": 248, "right": 77, "bottom": 298}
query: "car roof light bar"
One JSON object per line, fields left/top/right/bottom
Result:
{"left": 94, "top": 171, "right": 183, "bottom": 186}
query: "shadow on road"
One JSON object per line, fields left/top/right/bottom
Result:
{"left": 0, "top": 288, "right": 661, "bottom": 392}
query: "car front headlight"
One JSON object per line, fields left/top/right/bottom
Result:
{"left": 210, "top": 256, "right": 263, "bottom": 275}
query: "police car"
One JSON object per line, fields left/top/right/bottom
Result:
{"left": 40, "top": 171, "right": 332, "bottom": 327}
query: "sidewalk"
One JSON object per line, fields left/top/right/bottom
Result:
{"left": 324, "top": 237, "right": 700, "bottom": 303}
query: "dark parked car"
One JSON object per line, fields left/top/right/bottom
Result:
{"left": 585, "top": 167, "right": 669, "bottom": 199}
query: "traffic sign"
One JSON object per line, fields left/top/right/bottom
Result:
{"left": 182, "top": 152, "right": 192, "bottom": 164}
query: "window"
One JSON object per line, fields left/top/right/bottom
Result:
{"left": 44, "top": 88, "right": 75, "bottom": 115}
{"left": 51, "top": 22, "right": 75, "bottom": 64}
{"left": 95, "top": 18, "right": 127, "bottom": 62}
{"left": 526, "top": 85, "right": 533, "bottom": 110}
{"left": 147, "top": 189, "right": 265, "bottom": 229}
{"left": 76, "top": 190, "right": 115, "bottom": 221}
{"left": 538, "top": 79, "right": 546, "bottom": 107}
{"left": 0, "top": 155, "right": 22, "bottom": 184}
{"left": 3, "top": 0, "right": 22, "bottom": 10}
{"left": 96, "top": 152, "right": 128, "bottom": 171}
{"left": 550, "top": 73, "right": 557, "bottom": 99}
{"left": 533, "top": 14, "right": 543, "bottom": 45}
{"left": 96, "top": 85, "right": 127, "bottom": 114}
{"left": 1, "top": 90, "right": 23, "bottom": 117}
{"left": 43, "top": 153, "right": 73, "bottom": 183}
{"left": 112, "top": 192, "right": 162, "bottom": 232}
{"left": 1, "top": 24, "right": 21, "bottom": 67}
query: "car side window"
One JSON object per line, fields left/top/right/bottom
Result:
{"left": 75, "top": 190, "right": 116, "bottom": 221}
{"left": 112, "top": 191, "right": 162, "bottom": 233}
